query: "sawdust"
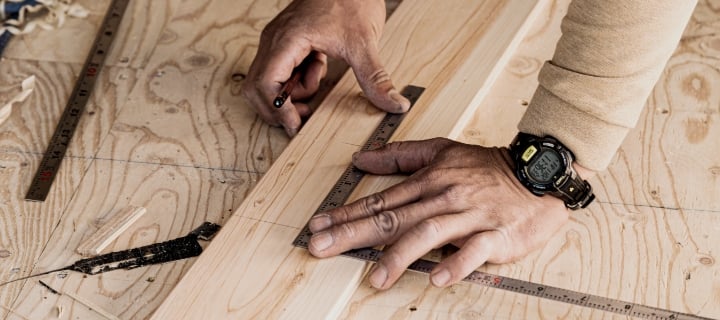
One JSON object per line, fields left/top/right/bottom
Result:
{"left": 0, "top": 0, "right": 88, "bottom": 36}
{"left": 0, "top": 74, "right": 35, "bottom": 126}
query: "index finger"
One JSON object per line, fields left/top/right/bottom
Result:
{"left": 244, "top": 37, "right": 311, "bottom": 133}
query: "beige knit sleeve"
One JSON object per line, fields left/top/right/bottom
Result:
{"left": 518, "top": 0, "right": 697, "bottom": 171}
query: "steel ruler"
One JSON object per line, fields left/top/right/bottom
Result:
{"left": 25, "top": 0, "right": 130, "bottom": 201}
{"left": 293, "top": 85, "right": 711, "bottom": 320}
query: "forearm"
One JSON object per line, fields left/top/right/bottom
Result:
{"left": 519, "top": 0, "right": 698, "bottom": 171}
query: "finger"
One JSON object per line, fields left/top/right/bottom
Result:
{"left": 309, "top": 182, "right": 421, "bottom": 233}
{"left": 353, "top": 138, "right": 456, "bottom": 174}
{"left": 241, "top": 86, "right": 281, "bottom": 127}
{"left": 308, "top": 166, "right": 462, "bottom": 233}
{"left": 346, "top": 44, "right": 410, "bottom": 113}
{"left": 294, "top": 102, "right": 313, "bottom": 119}
{"left": 292, "top": 52, "right": 328, "bottom": 100}
{"left": 245, "top": 37, "right": 311, "bottom": 131}
{"left": 367, "top": 213, "right": 480, "bottom": 289}
{"left": 430, "top": 231, "right": 505, "bottom": 288}
{"left": 308, "top": 195, "right": 458, "bottom": 258}
{"left": 274, "top": 100, "right": 302, "bottom": 137}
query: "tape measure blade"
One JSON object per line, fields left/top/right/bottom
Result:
{"left": 290, "top": 83, "right": 709, "bottom": 320}
{"left": 24, "top": 0, "right": 130, "bottom": 201}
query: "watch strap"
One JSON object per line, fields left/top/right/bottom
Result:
{"left": 551, "top": 172, "right": 595, "bottom": 210}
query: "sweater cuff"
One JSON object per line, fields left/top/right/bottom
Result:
{"left": 518, "top": 85, "right": 632, "bottom": 172}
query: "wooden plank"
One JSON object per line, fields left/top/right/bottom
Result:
{"left": 75, "top": 206, "right": 147, "bottom": 256}
{"left": 151, "top": 0, "right": 543, "bottom": 318}
{"left": 341, "top": 0, "right": 720, "bottom": 318}
{"left": 2, "top": 0, "right": 178, "bottom": 68}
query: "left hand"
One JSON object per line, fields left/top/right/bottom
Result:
{"left": 307, "top": 138, "right": 571, "bottom": 289}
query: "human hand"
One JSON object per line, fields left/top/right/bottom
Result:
{"left": 241, "top": 0, "right": 411, "bottom": 137}
{"left": 307, "top": 138, "right": 575, "bottom": 289}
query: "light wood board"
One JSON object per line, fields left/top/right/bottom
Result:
{"left": 151, "top": 0, "right": 544, "bottom": 318}
{"left": 1, "top": 0, "right": 719, "bottom": 319}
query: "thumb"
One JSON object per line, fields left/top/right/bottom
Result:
{"left": 347, "top": 45, "right": 410, "bottom": 113}
{"left": 352, "top": 138, "right": 455, "bottom": 174}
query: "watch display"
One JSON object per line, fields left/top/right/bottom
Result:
{"left": 527, "top": 150, "right": 562, "bottom": 183}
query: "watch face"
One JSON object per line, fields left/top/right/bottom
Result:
{"left": 527, "top": 149, "right": 562, "bottom": 183}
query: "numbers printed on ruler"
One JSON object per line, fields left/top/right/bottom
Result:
{"left": 292, "top": 85, "right": 711, "bottom": 320}
{"left": 25, "top": 0, "right": 131, "bottom": 201}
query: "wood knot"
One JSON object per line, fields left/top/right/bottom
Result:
{"left": 683, "top": 116, "right": 711, "bottom": 144}
{"left": 186, "top": 54, "right": 213, "bottom": 68}
{"left": 0, "top": 250, "right": 11, "bottom": 258}
{"left": 709, "top": 166, "right": 720, "bottom": 176}
{"left": 682, "top": 74, "right": 710, "bottom": 102}
{"left": 159, "top": 29, "right": 178, "bottom": 44}
{"left": 507, "top": 56, "right": 541, "bottom": 78}
{"left": 698, "top": 255, "right": 714, "bottom": 266}
{"left": 231, "top": 73, "right": 246, "bottom": 82}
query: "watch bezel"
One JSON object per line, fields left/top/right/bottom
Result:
{"left": 517, "top": 140, "right": 574, "bottom": 195}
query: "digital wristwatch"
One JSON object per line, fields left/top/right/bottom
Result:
{"left": 509, "top": 132, "right": 595, "bottom": 210}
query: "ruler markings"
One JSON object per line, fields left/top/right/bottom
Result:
{"left": 24, "top": 0, "right": 130, "bottom": 201}
{"left": 292, "top": 85, "right": 711, "bottom": 320}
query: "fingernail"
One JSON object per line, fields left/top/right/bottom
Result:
{"left": 309, "top": 214, "right": 332, "bottom": 232}
{"left": 285, "top": 127, "right": 299, "bottom": 137}
{"left": 369, "top": 264, "right": 388, "bottom": 289}
{"left": 351, "top": 152, "right": 360, "bottom": 163}
{"left": 431, "top": 268, "right": 451, "bottom": 287}
{"left": 389, "top": 90, "right": 410, "bottom": 113}
{"left": 310, "top": 231, "right": 333, "bottom": 252}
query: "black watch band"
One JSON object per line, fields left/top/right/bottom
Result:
{"left": 509, "top": 132, "right": 595, "bottom": 210}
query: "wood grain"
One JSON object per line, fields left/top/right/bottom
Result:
{"left": 2, "top": 0, "right": 178, "bottom": 68}
{"left": 93, "top": 0, "right": 292, "bottom": 171}
{"left": 151, "top": 0, "right": 543, "bottom": 318}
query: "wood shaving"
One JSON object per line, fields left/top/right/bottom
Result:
{"left": 0, "top": 0, "right": 89, "bottom": 36}
{"left": 0, "top": 74, "right": 35, "bottom": 126}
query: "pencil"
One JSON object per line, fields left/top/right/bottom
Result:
{"left": 273, "top": 69, "right": 302, "bottom": 108}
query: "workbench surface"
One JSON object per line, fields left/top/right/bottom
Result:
{"left": 1, "top": 0, "right": 718, "bottom": 319}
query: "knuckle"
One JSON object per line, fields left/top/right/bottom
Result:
{"left": 259, "top": 23, "right": 279, "bottom": 42}
{"left": 337, "top": 223, "right": 357, "bottom": 241}
{"left": 362, "top": 193, "right": 386, "bottom": 215}
{"left": 422, "top": 167, "right": 447, "bottom": 183}
{"left": 440, "top": 184, "right": 466, "bottom": 203}
{"left": 367, "top": 68, "right": 391, "bottom": 86}
{"left": 371, "top": 210, "right": 400, "bottom": 240}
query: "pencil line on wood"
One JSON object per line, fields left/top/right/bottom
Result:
{"left": 595, "top": 201, "right": 720, "bottom": 214}
{"left": 0, "top": 149, "right": 265, "bottom": 174}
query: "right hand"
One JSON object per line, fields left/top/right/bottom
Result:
{"left": 241, "top": 0, "right": 411, "bottom": 137}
